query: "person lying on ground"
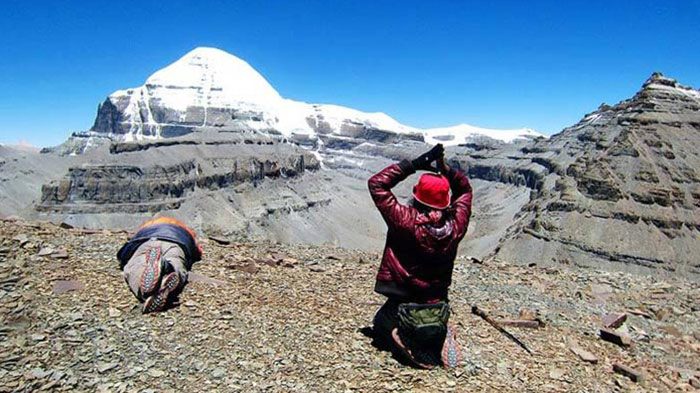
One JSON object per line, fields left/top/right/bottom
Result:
{"left": 368, "top": 143, "right": 473, "bottom": 369}
{"left": 117, "top": 217, "right": 203, "bottom": 314}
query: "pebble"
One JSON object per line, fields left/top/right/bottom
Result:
{"left": 211, "top": 368, "right": 226, "bottom": 379}
{"left": 96, "top": 362, "right": 118, "bottom": 374}
{"left": 30, "top": 368, "right": 49, "bottom": 379}
{"left": 0, "top": 220, "right": 697, "bottom": 392}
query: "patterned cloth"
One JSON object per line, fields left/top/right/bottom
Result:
{"left": 123, "top": 239, "right": 189, "bottom": 302}
{"left": 117, "top": 217, "right": 202, "bottom": 270}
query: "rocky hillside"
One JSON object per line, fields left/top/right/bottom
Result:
{"left": 0, "top": 146, "right": 78, "bottom": 218}
{"left": 10, "top": 47, "right": 539, "bottom": 252}
{"left": 1, "top": 46, "right": 699, "bottom": 279}
{"left": 485, "top": 73, "right": 700, "bottom": 277}
{"left": 32, "top": 130, "right": 369, "bottom": 246}
{"left": 38, "top": 132, "right": 320, "bottom": 215}
{"left": 1, "top": 218, "right": 698, "bottom": 392}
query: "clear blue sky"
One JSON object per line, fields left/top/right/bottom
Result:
{"left": 1, "top": 0, "right": 699, "bottom": 147}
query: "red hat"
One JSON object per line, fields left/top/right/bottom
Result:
{"left": 413, "top": 173, "right": 451, "bottom": 209}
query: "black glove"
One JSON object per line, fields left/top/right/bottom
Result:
{"left": 412, "top": 144, "right": 444, "bottom": 171}
{"left": 437, "top": 154, "right": 449, "bottom": 173}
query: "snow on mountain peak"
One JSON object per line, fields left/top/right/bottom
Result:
{"left": 142, "top": 46, "right": 281, "bottom": 111}
{"left": 95, "top": 46, "right": 540, "bottom": 145}
{"left": 424, "top": 124, "right": 543, "bottom": 145}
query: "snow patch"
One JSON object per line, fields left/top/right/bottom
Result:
{"left": 144, "top": 47, "right": 281, "bottom": 112}
{"left": 100, "top": 46, "right": 542, "bottom": 145}
{"left": 424, "top": 124, "right": 543, "bottom": 145}
{"left": 646, "top": 82, "right": 700, "bottom": 100}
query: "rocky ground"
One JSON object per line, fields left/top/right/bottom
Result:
{"left": 0, "top": 218, "right": 699, "bottom": 392}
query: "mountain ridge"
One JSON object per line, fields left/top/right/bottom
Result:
{"left": 487, "top": 72, "right": 700, "bottom": 277}
{"left": 57, "top": 46, "right": 542, "bottom": 155}
{"left": 2, "top": 48, "right": 699, "bottom": 279}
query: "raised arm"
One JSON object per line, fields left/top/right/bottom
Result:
{"left": 368, "top": 144, "right": 446, "bottom": 232}
{"left": 443, "top": 165, "right": 473, "bottom": 238}
{"left": 368, "top": 160, "right": 416, "bottom": 232}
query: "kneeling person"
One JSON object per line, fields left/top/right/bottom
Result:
{"left": 368, "top": 144, "right": 473, "bottom": 369}
{"left": 117, "top": 217, "right": 203, "bottom": 313}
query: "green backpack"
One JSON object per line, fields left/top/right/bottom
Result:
{"left": 397, "top": 302, "right": 450, "bottom": 365}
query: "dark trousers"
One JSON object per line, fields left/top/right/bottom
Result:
{"left": 373, "top": 297, "right": 450, "bottom": 339}
{"left": 373, "top": 298, "right": 401, "bottom": 342}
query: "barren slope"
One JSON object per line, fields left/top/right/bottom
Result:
{"left": 1, "top": 219, "right": 698, "bottom": 392}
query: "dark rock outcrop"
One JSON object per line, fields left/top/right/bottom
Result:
{"left": 38, "top": 133, "right": 319, "bottom": 215}
{"left": 489, "top": 73, "right": 700, "bottom": 277}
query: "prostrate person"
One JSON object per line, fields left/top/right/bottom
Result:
{"left": 367, "top": 144, "right": 473, "bottom": 369}
{"left": 117, "top": 217, "right": 203, "bottom": 314}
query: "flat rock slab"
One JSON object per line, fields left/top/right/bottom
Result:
{"left": 233, "top": 262, "right": 260, "bottom": 274}
{"left": 600, "top": 328, "right": 631, "bottom": 347}
{"left": 189, "top": 272, "right": 228, "bottom": 286}
{"left": 569, "top": 344, "right": 598, "bottom": 364}
{"left": 12, "top": 234, "right": 29, "bottom": 246}
{"left": 51, "top": 249, "right": 69, "bottom": 259}
{"left": 37, "top": 247, "right": 55, "bottom": 256}
{"left": 602, "top": 312, "right": 627, "bottom": 329}
{"left": 589, "top": 283, "right": 613, "bottom": 304}
{"left": 208, "top": 236, "right": 231, "bottom": 245}
{"left": 690, "top": 377, "right": 700, "bottom": 389}
{"left": 613, "top": 363, "right": 645, "bottom": 383}
{"left": 96, "top": 362, "right": 118, "bottom": 374}
{"left": 627, "top": 308, "right": 653, "bottom": 319}
{"left": 52, "top": 280, "right": 85, "bottom": 294}
{"left": 495, "top": 319, "right": 544, "bottom": 329}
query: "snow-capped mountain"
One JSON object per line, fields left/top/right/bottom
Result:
{"left": 88, "top": 47, "right": 420, "bottom": 144}
{"left": 15, "top": 66, "right": 700, "bottom": 278}
{"left": 81, "top": 47, "right": 540, "bottom": 149}
{"left": 424, "top": 124, "right": 542, "bottom": 145}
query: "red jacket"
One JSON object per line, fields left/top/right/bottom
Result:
{"left": 368, "top": 160, "right": 473, "bottom": 303}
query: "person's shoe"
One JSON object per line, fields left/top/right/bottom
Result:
{"left": 441, "top": 324, "right": 461, "bottom": 369}
{"left": 139, "top": 247, "right": 162, "bottom": 297}
{"left": 142, "top": 272, "right": 180, "bottom": 314}
{"left": 391, "top": 328, "right": 435, "bottom": 369}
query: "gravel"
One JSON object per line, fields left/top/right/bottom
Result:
{"left": 0, "top": 218, "right": 698, "bottom": 392}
